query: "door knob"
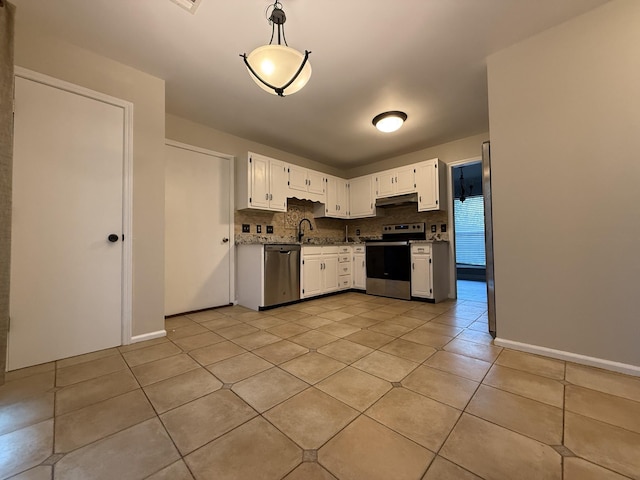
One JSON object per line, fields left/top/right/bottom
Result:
{"left": 108, "top": 234, "right": 119, "bottom": 243}
{"left": 222, "top": 237, "right": 229, "bottom": 243}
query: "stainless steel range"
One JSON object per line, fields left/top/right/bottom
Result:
{"left": 366, "top": 223, "right": 426, "bottom": 300}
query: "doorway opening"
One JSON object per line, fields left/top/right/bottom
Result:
{"left": 450, "top": 161, "right": 487, "bottom": 303}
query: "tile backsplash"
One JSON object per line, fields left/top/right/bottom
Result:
{"left": 235, "top": 199, "right": 448, "bottom": 243}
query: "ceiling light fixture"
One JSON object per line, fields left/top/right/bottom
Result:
{"left": 372, "top": 111, "right": 407, "bottom": 133}
{"left": 240, "top": 2, "right": 312, "bottom": 97}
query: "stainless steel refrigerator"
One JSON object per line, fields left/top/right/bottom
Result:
{"left": 482, "top": 141, "right": 497, "bottom": 337}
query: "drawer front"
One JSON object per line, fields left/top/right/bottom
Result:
{"left": 302, "top": 246, "right": 322, "bottom": 255}
{"left": 352, "top": 245, "right": 365, "bottom": 254}
{"left": 337, "top": 246, "right": 351, "bottom": 254}
{"left": 339, "top": 274, "right": 351, "bottom": 289}
{"left": 411, "top": 244, "right": 431, "bottom": 255}
{"left": 339, "top": 263, "right": 351, "bottom": 275}
{"left": 338, "top": 254, "right": 350, "bottom": 263}
{"left": 322, "top": 246, "right": 340, "bottom": 254}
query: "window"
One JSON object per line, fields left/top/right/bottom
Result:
{"left": 454, "top": 196, "right": 485, "bottom": 266}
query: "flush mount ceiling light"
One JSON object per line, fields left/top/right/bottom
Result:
{"left": 372, "top": 111, "right": 408, "bottom": 133}
{"left": 240, "top": 2, "right": 312, "bottom": 97}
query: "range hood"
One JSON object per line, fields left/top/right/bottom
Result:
{"left": 375, "top": 192, "right": 419, "bottom": 208}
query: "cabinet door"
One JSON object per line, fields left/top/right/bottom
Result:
{"left": 336, "top": 178, "right": 349, "bottom": 217}
{"left": 287, "top": 164, "right": 308, "bottom": 193}
{"left": 376, "top": 170, "right": 395, "bottom": 197}
{"left": 269, "top": 159, "right": 288, "bottom": 212}
{"left": 353, "top": 253, "right": 366, "bottom": 289}
{"left": 302, "top": 256, "right": 322, "bottom": 298}
{"left": 307, "top": 170, "right": 325, "bottom": 196}
{"left": 411, "top": 255, "right": 432, "bottom": 298}
{"left": 324, "top": 176, "right": 339, "bottom": 216}
{"left": 396, "top": 166, "right": 416, "bottom": 194}
{"left": 250, "top": 154, "right": 270, "bottom": 209}
{"left": 349, "top": 175, "right": 375, "bottom": 218}
{"left": 417, "top": 161, "right": 437, "bottom": 211}
{"left": 322, "top": 255, "right": 339, "bottom": 292}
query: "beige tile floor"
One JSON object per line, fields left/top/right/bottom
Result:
{"left": 1, "top": 292, "right": 639, "bottom": 479}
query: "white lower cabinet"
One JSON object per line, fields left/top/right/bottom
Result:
{"left": 411, "top": 243, "right": 450, "bottom": 302}
{"left": 337, "top": 246, "right": 352, "bottom": 290}
{"left": 301, "top": 246, "right": 340, "bottom": 298}
{"left": 352, "top": 245, "right": 366, "bottom": 290}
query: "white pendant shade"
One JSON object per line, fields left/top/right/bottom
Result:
{"left": 246, "top": 45, "right": 312, "bottom": 96}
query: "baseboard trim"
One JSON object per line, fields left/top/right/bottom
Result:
{"left": 494, "top": 338, "right": 640, "bottom": 377}
{"left": 130, "top": 330, "right": 167, "bottom": 344}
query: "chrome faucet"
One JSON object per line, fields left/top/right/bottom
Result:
{"left": 298, "top": 218, "right": 313, "bottom": 243}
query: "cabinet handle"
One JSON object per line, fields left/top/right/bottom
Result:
{"left": 265, "top": 193, "right": 269, "bottom": 200}
{"left": 391, "top": 177, "right": 394, "bottom": 184}
{"left": 270, "top": 193, "right": 273, "bottom": 200}
{"left": 412, "top": 263, "right": 415, "bottom": 270}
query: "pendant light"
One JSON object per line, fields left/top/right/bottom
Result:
{"left": 372, "top": 111, "right": 407, "bottom": 133}
{"left": 240, "top": 2, "right": 312, "bottom": 97}
{"left": 458, "top": 167, "right": 474, "bottom": 202}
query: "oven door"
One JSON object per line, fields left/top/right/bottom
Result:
{"left": 365, "top": 241, "right": 411, "bottom": 299}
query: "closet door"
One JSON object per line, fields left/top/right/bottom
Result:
{"left": 165, "top": 142, "right": 232, "bottom": 315}
{"left": 9, "top": 74, "right": 127, "bottom": 370}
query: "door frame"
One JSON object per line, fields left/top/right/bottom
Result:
{"left": 446, "top": 156, "right": 483, "bottom": 299}
{"left": 14, "top": 66, "right": 134, "bottom": 345}
{"left": 164, "top": 140, "right": 236, "bottom": 307}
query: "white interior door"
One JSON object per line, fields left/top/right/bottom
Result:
{"left": 165, "top": 143, "right": 232, "bottom": 315}
{"left": 9, "top": 75, "right": 127, "bottom": 370}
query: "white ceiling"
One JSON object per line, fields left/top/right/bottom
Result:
{"left": 12, "top": 0, "right": 609, "bottom": 168}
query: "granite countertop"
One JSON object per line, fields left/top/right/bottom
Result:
{"left": 411, "top": 236, "right": 449, "bottom": 243}
{"left": 235, "top": 234, "right": 449, "bottom": 245}
{"left": 235, "top": 237, "right": 366, "bottom": 246}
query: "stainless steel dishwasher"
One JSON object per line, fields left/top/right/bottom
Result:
{"left": 264, "top": 244, "right": 301, "bottom": 307}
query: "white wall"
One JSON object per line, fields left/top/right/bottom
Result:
{"left": 487, "top": 0, "right": 640, "bottom": 369}
{"left": 345, "top": 133, "right": 488, "bottom": 179}
{"left": 15, "top": 25, "right": 166, "bottom": 337}
{"left": 166, "top": 114, "right": 344, "bottom": 178}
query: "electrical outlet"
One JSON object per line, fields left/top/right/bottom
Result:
{"left": 242, "top": 224, "right": 250, "bottom": 233}
{"left": 256, "top": 225, "right": 262, "bottom": 234}
{"left": 266, "top": 225, "right": 274, "bottom": 234}
{"left": 355, "top": 229, "right": 361, "bottom": 236}
{"left": 431, "top": 225, "right": 437, "bottom": 233}
{"left": 440, "top": 224, "right": 447, "bottom": 233}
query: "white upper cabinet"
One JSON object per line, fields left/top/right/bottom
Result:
{"left": 287, "top": 164, "right": 325, "bottom": 202}
{"left": 287, "top": 164, "right": 308, "bottom": 192}
{"left": 316, "top": 175, "right": 348, "bottom": 218}
{"left": 349, "top": 175, "right": 375, "bottom": 218}
{"left": 237, "top": 152, "right": 446, "bottom": 216}
{"left": 416, "top": 158, "right": 447, "bottom": 211}
{"left": 307, "top": 170, "right": 325, "bottom": 196}
{"left": 236, "top": 152, "right": 287, "bottom": 212}
{"left": 375, "top": 165, "right": 416, "bottom": 198}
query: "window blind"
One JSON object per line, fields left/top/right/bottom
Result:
{"left": 454, "top": 196, "right": 486, "bottom": 267}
